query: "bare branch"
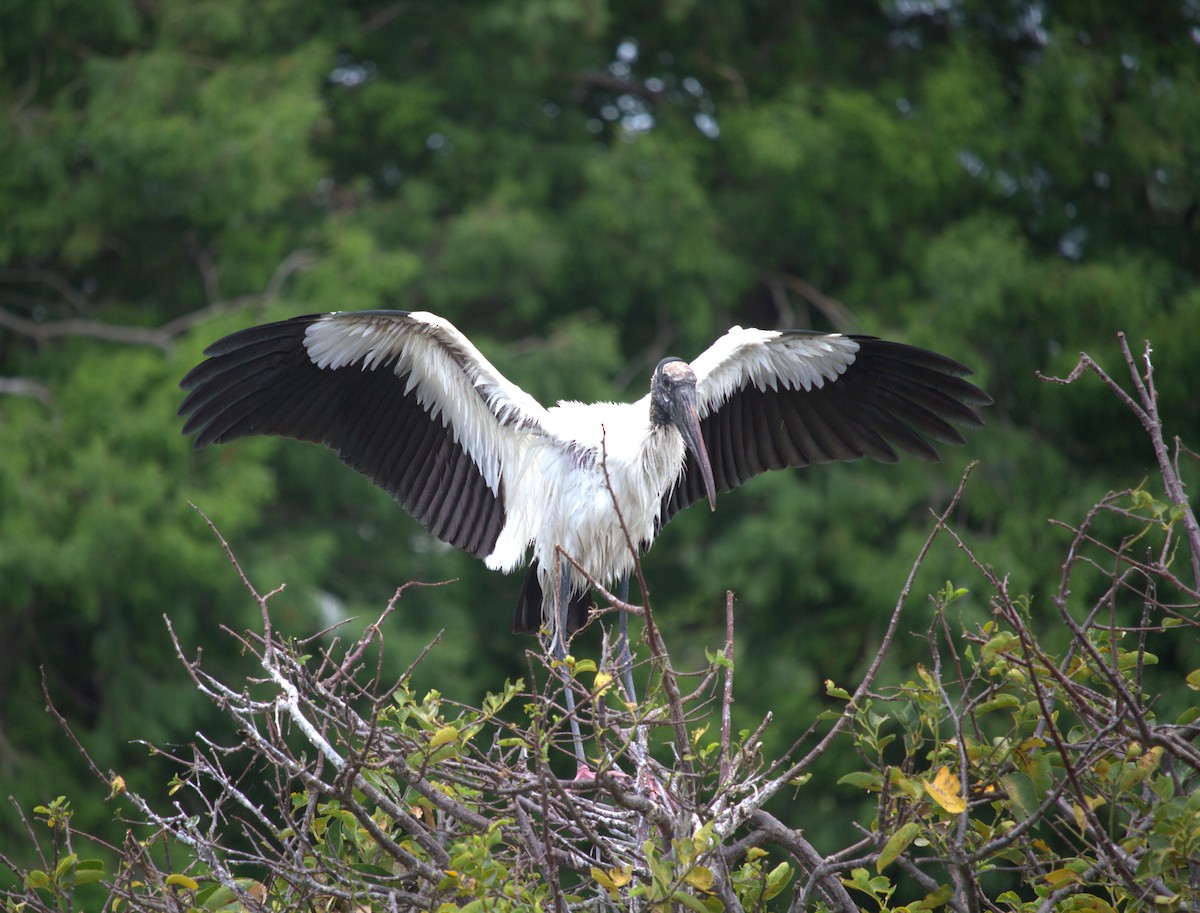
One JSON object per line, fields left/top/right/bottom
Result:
{"left": 763, "top": 271, "right": 857, "bottom": 330}
{"left": 0, "top": 307, "right": 178, "bottom": 351}
{"left": 0, "top": 267, "right": 93, "bottom": 312}
{"left": 0, "top": 250, "right": 314, "bottom": 352}
{"left": 1039, "top": 334, "right": 1200, "bottom": 589}
{"left": 0, "top": 376, "right": 51, "bottom": 403}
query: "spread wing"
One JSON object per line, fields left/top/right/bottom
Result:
{"left": 661, "top": 328, "right": 992, "bottom": 523}
{"left": 179, "top": 310, "right": 552, "bottom": 558}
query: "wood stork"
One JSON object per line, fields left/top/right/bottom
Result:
{"left": 180, "top": 310, "right": 990, "bottom": 763}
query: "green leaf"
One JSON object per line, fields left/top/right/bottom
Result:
{"left": 25, "top": 869, "right": 50, "bottom": 890}
{"left": 672, "top": 889, "right": 713, "bottom": 913}
{"left": 976, "top": 693, "right": 1021, "bottom": 715}
{"left": 981, "top": 632, "right": 1020, "bottom": 665}
{"left": 1001, "top": 772, "right": 1041, "bottom": 820}
{"left": 825, "top": 679, "right": 851, "bottom": 700}
{"left": 912, "top": 884, "right": 955, "bottom": 909}
{"left": 877, "top": 822, "right": 920, "bottom": 871}
{"left": 54, "top": 853, "right": 79, "bottom": 880}
{"left": 838, "top": 771, "right": 883, "bottom": 791}
{"left": 643, "top": 841, "right": 673, "bottom": 894}
{"left": 762, "top": 862, "right": 793, "bottom": 900}
{"left": 72, "top": 859, "right": 106, "bottom": 886}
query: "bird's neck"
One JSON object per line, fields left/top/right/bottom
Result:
{"left": 637, "top": 421, "right": 686, "bottom": 490}
{"left": 648, "top": 396, "right": 670, "bottom": 429}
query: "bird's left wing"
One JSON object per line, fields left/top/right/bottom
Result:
{"left": 661, "top": 327, "right": 992, "bottom": 523}
{"left": 180, "top": 310, "right": 551, "bottom": 558}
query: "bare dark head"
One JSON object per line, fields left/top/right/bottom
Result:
{"left": 649, "top": 357, "right": 716, "bottom": 510}
{"left": 649, "top": 357, "right": 697, "bottom": 422}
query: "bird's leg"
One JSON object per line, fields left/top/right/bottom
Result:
{"left": 615, "top": 574, "right": 637, "bottom": 704}
{"left": 554, "top": 561, "right": 588, "bottom": 774}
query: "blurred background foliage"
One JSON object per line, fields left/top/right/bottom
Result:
{"left": 2, "top": 0, "right": 1198, "bottom": 867}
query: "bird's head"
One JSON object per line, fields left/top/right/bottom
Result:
{"left": 650, "top": 358, "right": 717, "bottom": 511}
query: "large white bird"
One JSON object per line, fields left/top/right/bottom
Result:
{"left": 180, "top": 310, "right": 989, "bottom": 743}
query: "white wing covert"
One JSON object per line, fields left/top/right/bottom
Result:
{"left": 179, "top": 310, "right": 552, "bottom": 558}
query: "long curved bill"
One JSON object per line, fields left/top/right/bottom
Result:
{"left": 676, "top": 391, "right": 717, "bottom": 511}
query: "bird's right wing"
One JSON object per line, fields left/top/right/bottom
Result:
{"left": 179, "top": 310, "right": 552, "bottom": 558}
{"left": 661, "top": 327, "right": 992, "bottom": 523}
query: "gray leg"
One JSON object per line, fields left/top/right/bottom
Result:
{"left": 615, "top": 574, "right": 637, "bottom": 703}
{"left": 554, "top": 562, "right": 588, "bottom": 770}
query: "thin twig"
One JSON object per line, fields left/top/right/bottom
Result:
{"left": 720, "top": 590, "right": 735, "bottom": 787}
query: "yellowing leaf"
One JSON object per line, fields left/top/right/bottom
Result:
{"left": 428, "top": 726, "right": 459, "bottom": 750}
{"left": 684, "top": 866, "right": 715, "bottom": 891}
{"left": 916, "top": 884, "right": 955, "bottom": 909}
{"left": 593, "top": 671, "right": 614, "bottom": 696}
{"left": 591, "top": 865, "right": 633, "bottom": 896}
{"left": 1116, "top": 746, "right": 1164, "bottom": 791}
{"left": 923, "top": 766, "right": 967, "bottom": 814}
{"left": 888, "top": 768, "right": 924, "bottom": 801}
{"left": 1043, "top": 868, "right": 1081, "bottom": 888}
{"left": 165, "top": 873, "right": 199, "bottom": 891}
{"left": 1139, "top": 746, "right": 1164, "bottom": 773}
{"left": 1072, "top": 795, "right": 1107, "bottom": 833}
